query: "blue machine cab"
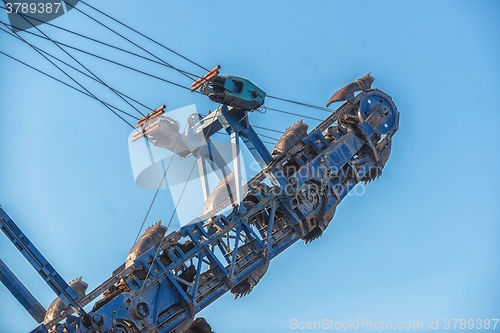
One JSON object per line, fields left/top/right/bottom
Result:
{"left": 200, "top": 75, "right": 266, "bottom": 110}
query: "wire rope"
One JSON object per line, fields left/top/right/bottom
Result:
{"left": 64, "top": 1, "right": 199, "bottom": 82}
{"left": 0, "top": 21, "right": 138, "bottom": 129}
{"left": 0, "top": 49, "right": 138, "bottom": 120}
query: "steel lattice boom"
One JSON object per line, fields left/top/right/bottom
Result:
{"left": 1, "top": 73, "right": 399, "bottom": 333}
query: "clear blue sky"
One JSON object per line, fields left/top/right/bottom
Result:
{"left": 1, "top": 1, "right": 499, "bottom": 332}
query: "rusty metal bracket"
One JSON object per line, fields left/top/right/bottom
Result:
{"left": 190, "top": 65, "right": 221, "bottom": 92}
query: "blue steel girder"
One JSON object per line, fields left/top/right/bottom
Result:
{"left": 0, "top": 259, "right": 47, "bottom": 323}
{"left": 0, "top": 208, "right": 89, "bottom": 322}
{"left": 216, "top": 105, "right": 273, "bottom": 170}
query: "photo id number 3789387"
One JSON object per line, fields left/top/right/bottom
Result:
{"left": 5, "top": 2, "right": 62, "bottom": 14}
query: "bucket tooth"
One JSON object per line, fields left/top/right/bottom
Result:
{"left": 326, "top": 73, "right": 374, "bottom": 106}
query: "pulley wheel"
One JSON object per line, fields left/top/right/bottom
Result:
{"left": 359, "top": 91, "right": 398, "bottom": 134}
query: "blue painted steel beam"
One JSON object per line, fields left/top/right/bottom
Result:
{"left": 0, "top": 258, "right": 46, "bottom": 323}
{"left": 0, "top": 208, "right": 88, "bottom": 320}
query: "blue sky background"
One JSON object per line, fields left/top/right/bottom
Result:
{"left": 1, "top": 1, "right": 499, "bottom": 332}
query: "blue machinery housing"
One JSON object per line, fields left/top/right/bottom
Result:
{"left": 0, "top": 73, "right": 399, "bottom": 333}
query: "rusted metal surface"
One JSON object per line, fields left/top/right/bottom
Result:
{"left": 190, "top": 65, "right": 221, "bottom": 92}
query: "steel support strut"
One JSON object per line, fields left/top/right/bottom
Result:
{"left": 0, "top": 258, "right": 47, "bottom": 323}
{"left": 0, "top": 208, "right": 91, "bottom": 327}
